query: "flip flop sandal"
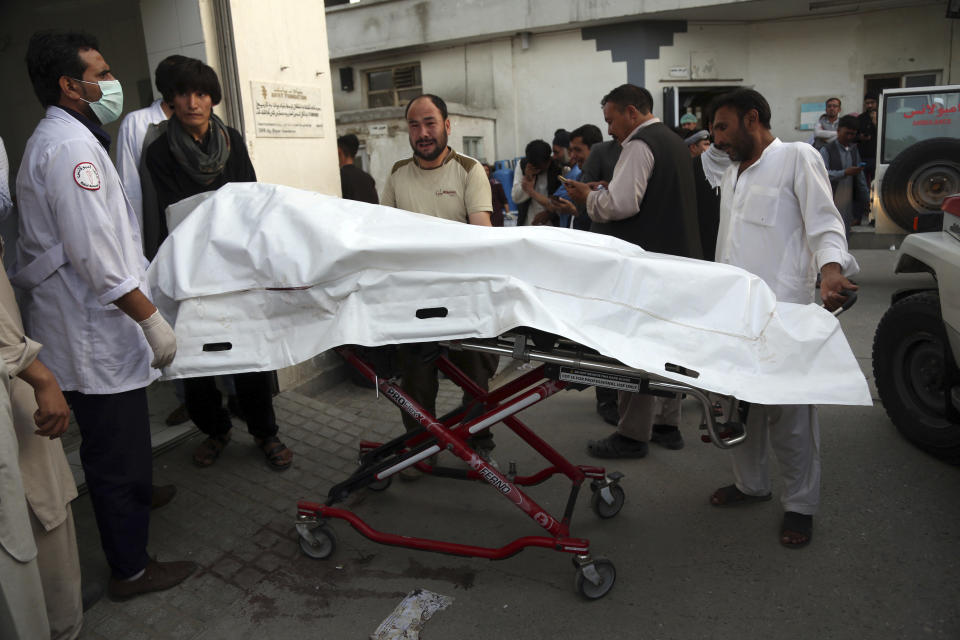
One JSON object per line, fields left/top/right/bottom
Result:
{"left": 256, "top": 436, "right": 293, "bottom": 471}
{"left": 192, "top": 433, "right": 230, "bottom": 467}
{"left": 587, "top": 433, "right": 649, "bottom": 459}
{"left": 780, "top": 511, "right": 813, "bottom": 549}
{"left": 710, "top": 484, "right": 772, "bottom": 507}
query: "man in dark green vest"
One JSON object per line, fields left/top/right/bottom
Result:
{"left": 565, "top": 83, "right": 702, "bottom": 459}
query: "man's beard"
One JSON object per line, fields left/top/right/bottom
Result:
{"left": 724, "top": 131, "right": 755, "bottom": 162}
{"left": 411, "top": 130, "right": 448, "bottom": 161}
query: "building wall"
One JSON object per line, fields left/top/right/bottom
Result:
{"left": 139, "top": 0, "right": 209, "bottom": 93}
{"left": 647, "top": 4, "right": 957, "bottom": 141}
{"left": 331, "top": 28, "right": 627, "bottom": 177}
{"left": 324, "top": 0, "right": 742, "bottom": 59}
{"left": 332, "top": 3, "right": 957, "bottom": 162}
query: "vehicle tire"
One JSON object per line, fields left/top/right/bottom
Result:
{"left": 873, "top": 291, "right": 960, "bottom": 463}
{"left": 880, "top": 138, "right": 960, "bottom": 231}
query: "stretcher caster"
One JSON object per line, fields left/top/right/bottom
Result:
{"left": 573, "top": 556, "right": 616, "bottom": 599}
{"left": 297, "top": 522, "right": 337, "bottom": 559}
{"left": 368, "top": 476, "right": 392, "bottom": 492}
{"left": 589, "top": 473, "right": 625, "bottom": 519}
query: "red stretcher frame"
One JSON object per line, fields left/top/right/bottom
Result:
{"left": 296, "top": 344, "right": 624, "bottom": 595}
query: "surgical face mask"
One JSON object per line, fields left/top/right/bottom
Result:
{"left": 72, "top": 78, "right": 123, "bottom": 125}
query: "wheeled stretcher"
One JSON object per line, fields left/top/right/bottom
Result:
{"left": 295, "top": 330, "right": 749, "bottom": 600}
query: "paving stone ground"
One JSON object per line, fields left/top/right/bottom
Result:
{"left": 73, "top": 376, "right": 467, "bottom": 640}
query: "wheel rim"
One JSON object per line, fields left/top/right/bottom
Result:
{"left": 893, "top": 330, "right": 948, "bottom": 422}
{"left": 592, "top": 485, "right": 625, "bottom": 518}
{"left": 908, "top": 160, "right": 960, "bottom": 212}
{"left": 577, "top": 561, "right": 615, "bottom": 599}
{"left": 299, "top": 526, "right": 334, "bottom": 558}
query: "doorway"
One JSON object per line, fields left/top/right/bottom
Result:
{"left": 662, "top": 85, "right": 740, "bottom": 129}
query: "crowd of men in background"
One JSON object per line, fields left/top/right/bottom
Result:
{"left": 1, "top": 27, "right": 862, "bottom": 640}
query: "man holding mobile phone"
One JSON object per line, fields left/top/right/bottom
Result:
{"left": 564, "top": 85, "right": 701, "bottom": 459}
{"left": 819, "top": 114, "right": 869, "bottom": 232}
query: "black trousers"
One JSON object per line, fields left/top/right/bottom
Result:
{"left": 65, "top": 388, "right": 151, "bottom": 579}
{"left": 183, "top": 371, "right": 277, "bottom": 439}
{"left": 396, "top": 344, "right": 499, "bottom": 447}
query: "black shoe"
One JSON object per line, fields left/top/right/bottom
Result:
{"left": 107, "top": 558, "right": 198, "bottom": 601}
{"left": 596, "top": 401, "right": 619, "bottom": 427}
{"left": 151, "top": 484, "right": 177, "bottom": 510}
{"left": 587, "top": 433, "right": 648, "bottom": 459}
{"left": 650, "top": 425, "right": 684, "bottom": 450}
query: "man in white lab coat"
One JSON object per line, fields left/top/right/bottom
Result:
{"left": 15, "top": 30, "right": 196, "bottom": 600}
{"left": 707, "top": 88, "right": 859, "bottom": 548}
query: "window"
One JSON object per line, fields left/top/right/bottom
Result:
{"left": 462, "top": 137, "right": 484, "bottom": 161}
{"left": 366, "top": 64, "right": 421, "bottom": 108}
{"left": 880, "top": 88, "right": 960, "bottom": 164}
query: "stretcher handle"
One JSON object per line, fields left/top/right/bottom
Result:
{"left": 830, "top": 289, "right": 858, "bottom": 316}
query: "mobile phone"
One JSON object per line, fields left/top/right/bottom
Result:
{"left": 557, "top": 175, "right": 571, "bottom": 184}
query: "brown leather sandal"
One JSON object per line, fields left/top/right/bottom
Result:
{"left": 255, "top": 436, "right": 293, "bottom": 471}
{"left": 192, "top": 433, "right": 230, "bottom": 467}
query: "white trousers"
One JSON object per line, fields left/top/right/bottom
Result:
{"left": 617, "top": 392, "right": 681, "bottom": 441}
{"left": 730, "top": 404, "right": 821, "bottom": 515}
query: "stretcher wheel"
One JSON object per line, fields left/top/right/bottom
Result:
{"left": 590, "top": 484, "right": 625, "bottom": 519}
{"left": 298, "top": 524, "right": 337, "bottom": 559}
{"left": 575, "top": 559, "right": 616, "bottom": 599}
{"left": 368, "top": 476, "right": 392, "bottom": 491}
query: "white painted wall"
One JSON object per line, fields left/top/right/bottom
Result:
{"left": 226, "top": 0, "right": 340, "bottom": 196}
{"left": 647, "top": 4, "right": 956, "bottom": 141}
{"left": 331, "top": 29, "right": 627, "bottom": 162}
{"left": 333, "top": 3, "right": 955, "bottom": 160}
{"left": 139, "top": 0, "right": 209, "bottom": 96}
{"left": 325, "top": 0, "right": 746, "bottom": 59}
{"left": 509, "top": 29, "right": 627, "bottom": 153}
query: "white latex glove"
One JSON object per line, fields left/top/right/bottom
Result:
{"left": 138, "top": 310, "right": 177, "bottom": 368}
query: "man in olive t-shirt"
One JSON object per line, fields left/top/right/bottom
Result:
{"left": 380, "top": 94, "right": 498, "bottom": 462}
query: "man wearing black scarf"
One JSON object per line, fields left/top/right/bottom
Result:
{"left": 144, "top": 60, "right": 294, "bottom": 472}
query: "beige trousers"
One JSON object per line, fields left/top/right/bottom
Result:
{"left": 30, "top": 505, "right": 83, "bottom": 640}
{"left": 616, "top": 392, "right": 681, "bottom": 441}
{"left": 0, "top": 540, "right": 48, "bottom": 640}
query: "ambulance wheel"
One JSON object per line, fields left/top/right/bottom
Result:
{"left": 298, "top": 524, "right": 337, "bottom": 559}
{"left": 880, "top": 138, "right": 960, "bottom": 230}
{"left": 590, "top": 484, "right": 625, "bottom": 519}
{"left": 368, "top": 477, "right": 392, "bottom": 491}
{"left": 575, "top": 559, "right": 616, "bottom": 599}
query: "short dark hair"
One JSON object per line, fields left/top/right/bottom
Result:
{"left": 838, "top": 115, "right": 860, "bottom": 131}
{"left": 172, "top": 59, "right": 222, "bottom": 105}
{"left": 525, "top": 139, "right": 552, "bottom": 166}
{"left": 864, "top": 93, "right": 878, "bottom": 102}
{"left": 709, "top": 88, "right": 772, "bottom": 129}
{"left": 337, "top": 133, "right": 360, "bottom": 157}
{"left": 601, "top": 84, "right": 653, "bottom": 115}
{"left": 826, "top": 97, "right": 841, "bottom": 107}
{"left": 569, "top": 124, "right": 602, "bottom": 148}
{"left": 155, "top": 55, "right": 191, "bottom": 103}
{"left": 404, "top": 94, "right": 448, "bottom": 120}
{"left": 25, "top": 30, "right": 100, "bottom": 107}
{"left": 552, "top": 129, "right": 570, "bottom": 148}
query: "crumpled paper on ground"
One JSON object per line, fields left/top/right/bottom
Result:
{"left": 371, "top": 589, "right": 454, "bottom": 640}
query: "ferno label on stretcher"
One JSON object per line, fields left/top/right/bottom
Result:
{"left": 558, "top": 367, "right": 641, "bottom": 392}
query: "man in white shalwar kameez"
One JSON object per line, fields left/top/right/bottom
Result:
{"left": 707, "top": 89, "right": 859, "bottom": 548}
